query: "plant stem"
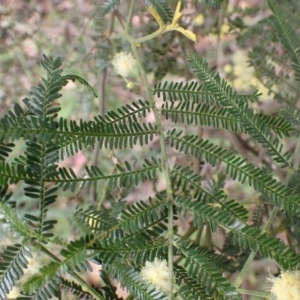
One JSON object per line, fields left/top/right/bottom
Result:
{"left": 237, "top": 288, "right": 269, "bottom": 298}
{"left": 292, "top": 134, "right": 300, "bottom": 169}
{"left": 112, "top": 27, "right": 164, "bottom": 44}
{"left": 131, "top": 43, "right": 175, "bottom": 299}
{"left": 92, "top": 10, "right": 115, "bottom": 204}
{"left": 61, "top": 0, "right": 102, "bottom": 68}
{"left": 125, "top": 0, "right": 135, "bottom": 34}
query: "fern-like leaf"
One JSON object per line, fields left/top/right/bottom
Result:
{"left": 55, "top": 158, "right": 160, "bottom": 192}
{"left": 248, "top": 46, "right": 300, "bottom": 106}
{"left": 172, "top": 165, "right": 248, "bottom": 223}
{"left": 143, "top": 0, "right": 173, "bottom": 24}
{"left": 63, "top": 74, "right": 97, "bottom": 98}
{"left": 267, "top": 0, "right": 300, "bottom": 82}
{"left": 0, "top": 244, "right": 32, "bottom": 300}
{"left": 187, "top": 53, "right": 291, "bottom": 167}
{"left": 73, "top": 206, "right": 118, "bottom": 235}
{"left": 0, "top": 161, "right": 29, "bottom": 185}
{"left": 95, "top": 100, "right": 151, "bottom": 125}
{"left": 202, "top": 0, "right": 224, "bottom": 9}
{"left": 175, "top": 196, "right": 300, "bottom": 269}
{"left": 161, "top": 97, "right": 291, "bottom": 136}
{"left": 60, "top": 238, "right": 92, "bottom": 273}
{"left": 106, "top": 263, "right": 167, "bottom": 300}
{"left": 0, "top": 142, "right": 14, "bottom": 161}
{"left": 23, "top": 55, "right": 66, "bottom": 118}
{"left": 162, "top": 101, "right": 240, "bottom": 132}
{"left": 154, "top": 81, "right": 217, "bottom": 104}
{"left": 60, "top": 276, "right": 118, "bottom": 300}
{"left": 0, "top": 201, "right": 47, "bottom": 242}
{"left": 174, "top": 264, "right": 213, "bottom": 300}
{"left": 118, "top": 195, "right": 167, "bottom": 233}
{"left": 102, "top": 0, "right": 121, "bottom": 15}
{"left": 92, "top": 234, "right": 167, "bottom": 264}
{"left": 0, "top": 184, "right": 15, "bottom": 208}
{"left": 279, "top": 106, "right": 300, "bottom": 129}
{"left": 175, "top": 240, "right": 239, "bottom": 299}
{"left": 20, "top": 262, "right": 61, "bottom": 299}
{"left": 168, "top": 130, "right": 300, "bottom": 214}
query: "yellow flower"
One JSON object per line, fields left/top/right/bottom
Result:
{"left": 126, "top": 81, "right": 134, "bottom": 89}
{"left": 193, "top": 14, "right": 205, "bottom": 26}
{"left": 111, "top": 51, "right": 137, "bottom": 78}
{"left": 140, "top": 258, "right": 171, "bottom": 294}
{"left": 223, "top": 64, "right": 233, "bottom": 73}
{"left": 267, "top": 271, "right": 300, "bottom": 300}
{"left": 221, "top": 23, "right": 230, "bottom": 34}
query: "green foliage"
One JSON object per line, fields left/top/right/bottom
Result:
{"left": 144, "top": 0, "right": 173, "bottom": 24}
{"left": 201, "top": 0, "right": 224, "bottom": 9}
{"left": 1, "top": 1, "right": 300, "bottom": 300}
{"left": 267, "top": 0, "right": 300, "bottom": 82}
{"left": 176, "top": 240, "right": 239, "bottom": 299}
{"left": 102, "top": 0, "right": 121, "bottom": 15}
{"left": 0, "top": 244, "right": 32, "bottom": 298}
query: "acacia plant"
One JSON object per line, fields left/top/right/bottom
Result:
{"left": 1, "top": 0, "right": 300, "bottom": 299}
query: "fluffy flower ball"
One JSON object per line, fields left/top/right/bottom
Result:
{"left": 111, "top": 51, "right": 137, "bottom": 78}
{"left": 140, "top": 258, "right": 171, "bottom": 294}
{"left": 268, "top": 271, "right": 300, "bottom": 300}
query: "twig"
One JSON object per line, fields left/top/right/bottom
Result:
{"left": 131, "top": 41, "right": 175, "bottom": 300}
{"left": 62, "top": 0, "right": 101, "bottom": 68}
{"left": 91, "top": 10, "right": 115, "bottom": 203}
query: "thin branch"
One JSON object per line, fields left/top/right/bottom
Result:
{"left": 131, "top": 41, "right": 175, "bottom": 300}
{"left": 62, "top": 0, "right": 102, "bottom": 68}
{"left": 91, "top": 11, "right": 115, "bottom": 203}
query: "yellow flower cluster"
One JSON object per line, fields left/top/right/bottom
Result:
{"left": 224, "top": 49, "right": 273, "bottom": 100}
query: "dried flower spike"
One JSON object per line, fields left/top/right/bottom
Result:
{"left": 267, "top": 270, "right": 300, "bottom": 300}
{"left": 140, "top": 258, "right": 171, "bottom": 294}
{"left": 111, "top": 51, "right": 137, "bottom": 79}
{"left": 166, "top": 1, "right": 196, "bottom": 43}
